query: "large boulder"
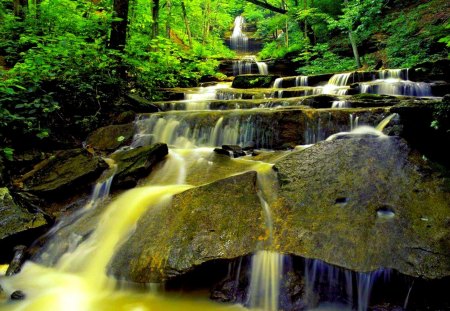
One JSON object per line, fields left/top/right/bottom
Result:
{"left": 85, "top": 123, "right": 134, "bottom": 152}
{"left": 109, "top": 171, "right": 265, "bottom": 282}
{"left": 109, "top": 143, "right": 169, "bottom": 188}
{"left": 15, "top": 149, "right": 108, "bottom": 198}
{"left": 272, "top": 136, "right": 450, "bottom": 279}
{"left": 0, "top": 188, "right": 48, "bottom": 261}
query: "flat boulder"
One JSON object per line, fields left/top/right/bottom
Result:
{"left": 110, "top": 143, "right": 168, "bottom": 188}
{"left": 85, "top": 123, "right": 135, "bottom": 152}
{"left": 15, "top": 149, "right": 108, "bottom": 198}
{"left": 109, "top": 171, "right": 265, "bottom": 282}
{"left": 273, "top": 136, "right": 450, "bottom": 279}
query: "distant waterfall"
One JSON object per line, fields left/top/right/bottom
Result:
{"left": 230, "top": 16, "right": 248, "bottom": 53}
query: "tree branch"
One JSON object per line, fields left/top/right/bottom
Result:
{"left": 245, "top": 0, "right": 287, "bottom": 14}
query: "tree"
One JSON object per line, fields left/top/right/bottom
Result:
{"left": 110, "top": 0, "right": 130, "bottom": 50}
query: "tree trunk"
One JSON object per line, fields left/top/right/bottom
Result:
{"left": 181, "top": 1, "right": 192, "bottom": 48}
{"left": 109, "top": 0, "right": 130, "bottom": 50}
{"left": 348, "top": 30, "right": 361, "bottom": 68}
{"left": 165, "top": 0, "right": 171, "bottom": 38}
{"left": 151, "top": 0, "right": 160, "bottom": 39}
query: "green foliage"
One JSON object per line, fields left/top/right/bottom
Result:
{"left": 294, "top": 43, "right": 356, "bottom": 74}
{"left": 1, "top": 147, "right": 14, "bottom": 161}
{"left": 431, "top": 99, "right": 450, "bottom": 133}
{"left": 383, "top": 0, "right": 449, "bottom": 67}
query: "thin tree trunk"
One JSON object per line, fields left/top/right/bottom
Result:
{"left": 151, "top": 0, "right": 160, "bottom": 39}
{"left": 165, "top": 0, "right": 171, "bottom": 38}
{"left": 348, "top": 30, "right": 361, "bottom": 68}
{"left": 181, "top": 1, "right": 192, "bottom": 48}
{"left": 109, "top": 0, "right": 129, "bottom": 50}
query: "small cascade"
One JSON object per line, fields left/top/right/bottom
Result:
{"left": 375, "top": 113, "right": 398, "bottom": 131}
{"left": 247, "top": 251, "right": 284, "bottom": 311}
{"left": 247, "top": 163, "right": 284, "bottom": 311}
{"left": 304, "top": 259, "right": 390, "bottom": 311}
{"left": 321, "top": 73, "right": 352, "bottom": 95}
{"left": 350, "top": 114, "right": 359, "bottom": 131}
{"left": 296, "top": 75, "right": 308, "bottom": 86}
{"left": 360, "top": 68, "right": 432, "bottom": 97}
{"left": 233, "top": 55, "right": 268, "bottom": 76}
{"left": 331, "top": 101, "right": 350, "bottom": 108}
{"left": 273, "top": 77, "right": 283, "bottom": 88}
{"left": 131, "top": 113, "right": 277, "bottom": 149}
{"left": 230, "top": 16, "right": 248, "bottom": 52}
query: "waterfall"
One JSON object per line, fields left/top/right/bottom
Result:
{"left": 247, "top": 163, "right": 284, "bottom": 311}
{"left": 360, "top": 68, "right": 433, "bottom": 96}
{"left": 233, "top": 55, "right": 268, "bottom": 75}
{"left": 273, "top": 78, "right": 283, "bottom": 88}
{"left": 131, "top": 112, "right": 277, "bottom": 149}
{"left": 296, "top": 75, "right": 308, "bottom": 86}
{"left": 247, "top": 251, "right": 283, "bottom": 311}
{"left": 304, "top": 259, "right": 390, "bottom": 311}
{"left": 230, "top": 16, "right": 248, "bottom": 52}
{"left": 321, "top": 73, "right": 352, "bottom": 95}
{"left": 332, "top": 101, "right": 350, "bottom": 108}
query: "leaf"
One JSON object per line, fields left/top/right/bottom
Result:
{"left": 117, "top": 135, "right": 125, "bottom": 142}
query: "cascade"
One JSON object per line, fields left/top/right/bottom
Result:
{"left": 131, "top": 112, "right": 277, "bottom": 149}
{"left": 304, "top": 259, "right": 390, "bottom": 311}
{"left": 331, "top": 101, "right": 350, "bottom": 108}
{"left": 230, "top": 16, "right": 268, "bottom": 75}
{"left": 360, "top": 68, "right": 433, "bottom": 96}
{"left": 230, "top": 16, "right": 248, "bottom": 52}
{"left": 320, "top": 73, "right": 352, "bottom": 95}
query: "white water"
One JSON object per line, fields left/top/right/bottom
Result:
{"left": 320, "top": 73, "right": 352, "bottom": 95}
{"left": 230, "top": 16, "right": 248, "bottom": 52}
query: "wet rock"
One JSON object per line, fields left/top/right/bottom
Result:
{"left": 124, "top": 94, "right": 161, "bottom": 112}
{"left": 110, "top": 171, "right": 265, "bottom": 282}
{"left": 232, "top": 75, "right": 280, "bottom": 89}
{"left": 85, "top": 123, "right": 134, "bottom": 152}
{"left": 214, "top": 145, "right": 246, "bottom": 158}
{"left": 0, "top": 188, "right": 47, "bottom": 261}
{"left": 10, "top": 290, "right": 25, "bottom": 300}
{"left": 430, "top": 81, "right": 450, "bottom": 97}
{"left": 409, "top": 59, "right": 450, "bottom": 82}
{"left": 6, "top": 245, "right": 26, "bottom": 276}
{"left": 301, "top": 95, "right": 338, "bottom": 108}
{"left": 273, "top": 136, "right": 450, "bottom": 279}
{"left": 15, "top": 149, "right": 108, "bottom": 198}
{"left": 110, "top": 143, "right": 168, "bottom": 189}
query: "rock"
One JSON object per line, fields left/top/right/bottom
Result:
{"left": 113, "top": 111, "right": 136, "bottom": 124}
{"left": 430, "top": 81, "right": 450, "bottom": 97}
{"left": 124, "top": 94, "right": 161, "bottom": 112}
{"left": 409, "top": 59, "right": 450, "bottom": 82}
{"left": 110, "top": 143, "right": 168, "bottom": 188}
{"left": 0, "top": 156, "right": 6, "bottom": 186}
{"left": 273, "top": 136, "right": 450, "bottom": 279}
{"left": 85, "top": 123, "right": 134, "bottom": 152}
{"left": 214, "top": 145, "right": 246, "bottom": 158}
{"left": 15, "top": 149, "right": 108, "bottom": 198}
{"left": 10, "top": 290, "right": 25, "bottom": 300}
{"left": 301, "top": 95, "right": 338, "bottom": 108}
{"left": 232, "top": 75, "right": 280, "bottom": 89}
{"left": 0, "top": 188, "right": 47, "bottom": 261}
{"left": 5, "top": 245, "right": 26, "bottom": 276}
{"left": 110, "top": 171, "right": 265, "bottom": 282}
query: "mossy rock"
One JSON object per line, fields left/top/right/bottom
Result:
{"left": 232, "top": 75, "right": 279, "bottom": 89}
{"left": 0, "top": 188, "right": 47, "bottom": 240}
{"left": 109, "top": 171, "right": 265, "bottom": 282}
{"left": 0, "top": 188, "right": 48, "bottom": 261}
{"left": 273, "top": 136, "right": 450, "bottom": 279}
{"left": 85, "top": 123, "right": 134, "bottom": 152}
{"left": 15, "top": 149, "right": 108, "bottom": 198}
{"left": 110, "top": 143, "right": 168, "bottom": 188}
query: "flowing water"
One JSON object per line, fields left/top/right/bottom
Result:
{"left": 1, "top": 35, "right": 441, "bottom": 310}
